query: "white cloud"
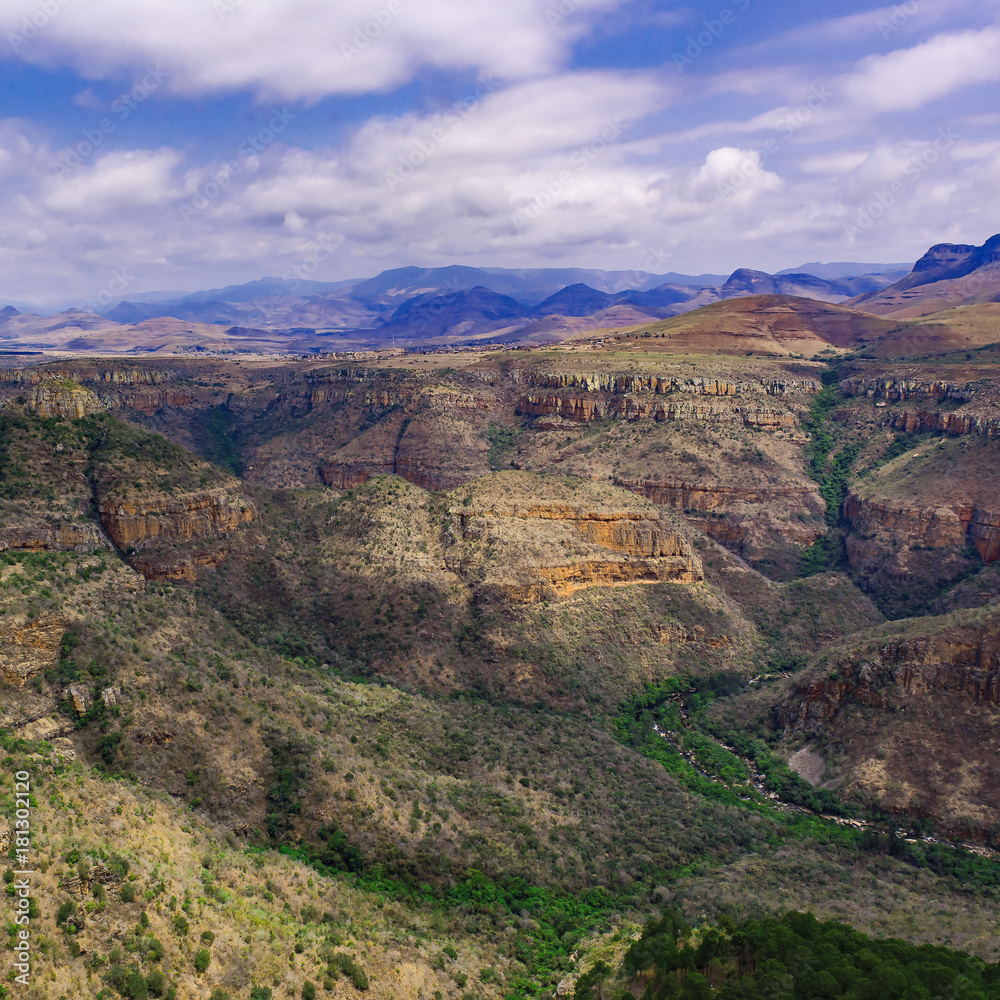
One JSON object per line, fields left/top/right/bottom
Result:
{"left": 42, "top": 149, "right": 183, "bottom": 214}
{"left": 842, "top": 28, "right": 1000, "bottom": 112}
{"left": 0, "top": 0, "right": 624, "bottom": 100}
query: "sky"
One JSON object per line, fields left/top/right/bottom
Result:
{"left": 0, "top": 0, "right": 999, "bottom": 309}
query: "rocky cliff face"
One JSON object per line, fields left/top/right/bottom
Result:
{"left": 780, "top": 628, "right": 1000, "bottom": 730}
{"left": 98, "top": 487, "right": 256, "bottom": 581}
{"left": 29, "top": 379, "right": 107, "bottom": 419}
{"left": 0, "top": 616, "right": 66, "bottom": 687}
{"left": 516, "top": 394, "right": 799, "bottom": 428}
{"left": 616, "top": 478, "right": 824, "bottom": 563}
{"left": 840, "top": 376, "right": 979, "bottom": 405}
{"left": 449, "top": 493, "right": 702, "bottom": 603}
{"left": 776, "top": 609, "right": 1000, "bottom": 836}
{"left": 843, "top": 490, "right": 999, "bottom": 612}
{"left": 845, "top": 490, "right": 1000, "bottom": 569}
{"left": 839, "top": 376, "right": 1000, "bottom": 439}
{"left": 0, "top": 520, "right": 111, "bottom": 554}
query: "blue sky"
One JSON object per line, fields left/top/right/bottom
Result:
{"left": 0, "top": 0, "right": 998, "bottom": 309}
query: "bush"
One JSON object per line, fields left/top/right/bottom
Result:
{"left": 120, "top": 883, "right": 136, "bottom": 903}
{"left": 303, "top": 983, "right": 317, "bottom": 1000}
{"left": 250, "top": 988, "right": 273, "bottom": 1000}
{"left": 200, "top": 930, "right": 215, "bottom": 945}
{"left": 146, "top": 970, "right": 166, "bottom": 997}
{"left": 193, "top": 948, "right": 211, "bottom": 974}
{"left": 123, "top": 970, "right": 149, "bottom": 1000}
{"left": 56, "top": 899, "right": 76, "bottom": 927}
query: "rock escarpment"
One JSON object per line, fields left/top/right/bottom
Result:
{"left": 780, "top": 618, "right": 1000, "bottom": 731}
{"left": 0, "top": 519, "right": 111, "bottom": 554}
{"left": 29, "top": 378, "right": 107, "bottom": 419}
{"left": 776, "top": 608, "right": 1000, "bottom": 836}
{"left": 445, "top": 481, "right": 703, "bottom": 604}
{"left": 840, "top": 375, "right": 1000, "bottom": 439}
{"left": 98, "top": 487, "right": 256, "bottom": 581}
{"left": 845, "top": 492, "right": 1000, "bottom": 567}
{"left": 0, "top": 617, "right": 66, "bottom": 687}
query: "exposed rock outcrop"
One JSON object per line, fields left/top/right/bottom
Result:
{"left": 517, "top": 394, "right": 799, "bottom": 428}
{"left": 780, "top": 617, "right": 1000, "bottom": 731}
{"left": 617, "top": 478, "right": 824, "bottom": 553}
{"left": 0, "top": 520, "right": 111, "bottom": 554}
{"left": 844, "top": 491, "right": 1000, "bottom": 566}
{"left": 0, "top": 617, "right": 66, "bottom": 687}
{"left": 29, "top": 379, "right": 107, "bottom": 419}
{"left": 840, "top": 376, "right": 979, "bottom": 405}
{"left": 98, "top": 487, "right": 255, "bottom": 581}
{"left": 448, "top": 494, "right": 703, "bottom": 603}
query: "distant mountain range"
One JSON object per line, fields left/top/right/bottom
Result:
{"left": 3, "top": 241, "right": 998, "bottom": 354}
{"left": 850, "top": 235, "right": 1000, "bottom": 316}
{"left": 78, "top": 261, "right": 910, "bottom": 345}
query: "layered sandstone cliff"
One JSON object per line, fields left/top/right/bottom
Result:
{"left": 0, "top": 519, "right": 111, "bottom": 554}
{"left": 780, "top": 622, "right": 1000, "bottom": 730}
{"left": 29, "top": 379, "right": 107, "bottom": 419}
{"left": 98, "top": 487, "right": 255, "bottom": 581}
{"left": 446, "top": 483, "right": 703, "bottom": 603}
{"left": 0, "top": 617, "right": 66, "bottom": 687}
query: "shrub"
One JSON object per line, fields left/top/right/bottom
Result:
{"left": 200, "top": 930, "right": 215, "bottom": 945}
{"left": 193, "top": 948, "right": 211, "bottom": 974}
{"left": 303, "top": 983, "right": 317, "bottom": 1000}
{"left": 120, "top": 883, "right": 136, "bottom": 903}
{"left": 250, "top": 988, "right": 273, "bottom": 1000}
{"left": 123, "top": 970, "right": 149, "bottom": 1000}
{"left": 146, "top": 970, "right": 166, "bottom": 997}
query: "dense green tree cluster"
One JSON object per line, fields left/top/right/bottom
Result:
{"left": 611, "top": 910, "right": 1000, "bottom": 1000}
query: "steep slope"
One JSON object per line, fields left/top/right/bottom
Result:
{"left": 851, "top": 234, "right": 1000, "bottom": 317}
{"left": 0, "top": 399, "right": 254, "bottom": 581}
{"left": 774, "top": 604, "right": 1000, "bottom": 839}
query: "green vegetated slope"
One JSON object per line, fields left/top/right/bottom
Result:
{"left": 1, "top": 390, "right": 999, "bottom": 1000}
